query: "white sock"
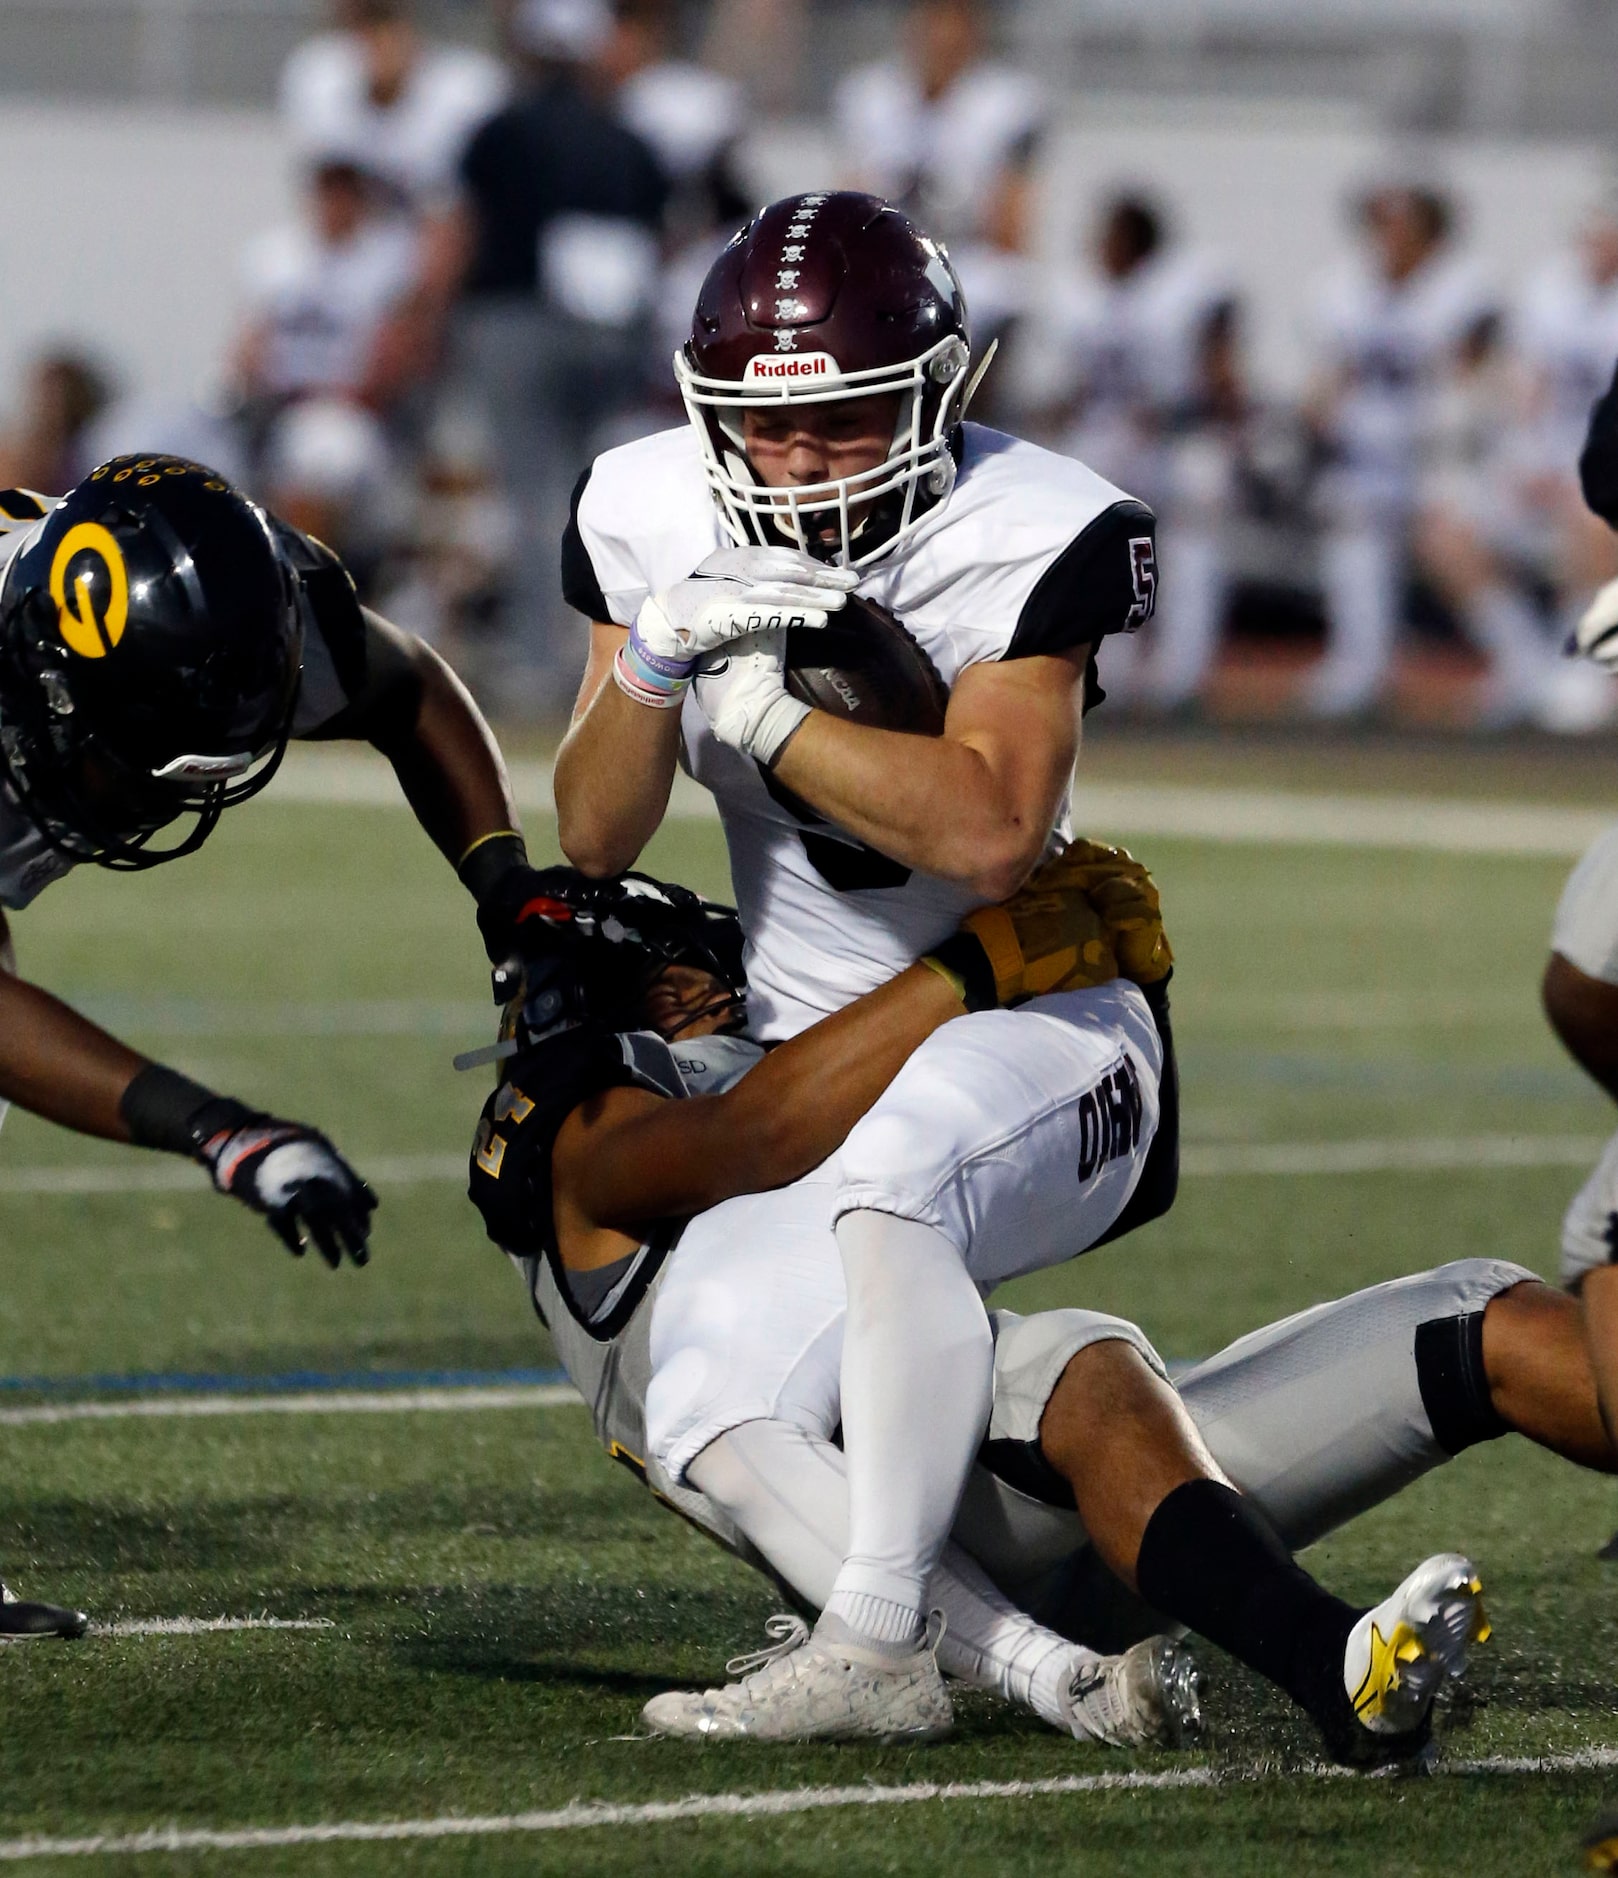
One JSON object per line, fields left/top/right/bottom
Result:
{"left": 821, "top": 1211, "right": 993, "bottom": 1650}
{"left": 689, "top": 1419, "right": 1082, "bottom": 1719}
{"left": 1466, "top": 585, "right": 1552, "bottom": 702}
{"left": 1147, "top": 527, "right": 1227, "bottom": 709}
{"left": 1314, "top": 526, "right": 1400, "bottom": 709}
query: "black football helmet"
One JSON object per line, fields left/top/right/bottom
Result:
{"left": 491, "top": 867, "right": 747, "bottom": 1049}
{"left": 0, "top": 456, "right": 303, "bottom": 869}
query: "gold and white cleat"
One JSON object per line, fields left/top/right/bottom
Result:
{"left": 1344, "top": 1552, "right": 1489, "bottom": 1738}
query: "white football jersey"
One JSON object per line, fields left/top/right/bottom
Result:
{"left": 240, "top": 215, "right": 420, "bottom": 400}
{"left": 833, "top": 59, "right": 1044, "bottom": 245}
{"left": 1312, "top": 249, "right": 1494, "bottom": 481}
{"left": 0, "top": 491, "right": 363, "bottom": 912}
{"left": 278, "top": 33, "right": 508, "bottom": 210}
{"left": 1514, "top": 253, "right": 1618, "bottom": 478}
{"left": 566, "top": 422, "right": 1156, "bottom": 1040}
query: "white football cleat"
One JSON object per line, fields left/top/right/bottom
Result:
{"left": 641, "top": 1614, "right": 953, "bottom": 1743}
{"left": 1344, "top": 1553, "right": 1489, "bottom": 1738}
{"left": 1059, "top": 1635, "right": 1202, "bottom": 1747}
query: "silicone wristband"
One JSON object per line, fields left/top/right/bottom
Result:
{"left": 614, "top": 641, "right": 689, "bottom": 710}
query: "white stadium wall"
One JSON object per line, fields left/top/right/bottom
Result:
{"left": 0, "top": 105, "right": 296, "bottom": 424}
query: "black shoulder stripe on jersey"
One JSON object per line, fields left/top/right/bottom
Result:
{"left": 0, "top": 490, "right": 45, "bottom": 522}
{"left": 1004, "top": 499, "right": 1157, "bottom": 662}
{"left": 561, "top": 466, "right": 613, "bottom": 623}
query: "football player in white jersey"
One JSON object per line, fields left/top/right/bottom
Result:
{"left": 468, "top": 871, "right": 1491, "bottom": 1763}
{"left": 1021, "top": 194, "right": 1243, "bottom": 714}
{"left": 553, "top": 190, "right": 1161, "bottom": 1735}
{"left": 1305, "top": 185, "right": 1551, "bottom": 721}
{"left": 0, "top": 455, "right": 545, "bottom": 1636}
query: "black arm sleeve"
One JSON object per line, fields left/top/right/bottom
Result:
{"left": 1004, "top": 499, "right": 1158, "bottom": 661}
{"left": 561, "top": 466, "right": 613, "bottom": 621}
{"left": 1582, "top": 357, "right": 1618, "bottom": 528}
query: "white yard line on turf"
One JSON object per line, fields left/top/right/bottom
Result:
{"left": 1180, "top": 1134, "right": 1611, "bottom": 1177}
{"left": 0, "top": 1153, "right": 465, "bottom": 1196}
{"left": 0, "top": 1137, "right": 1602, "bottom": 1202}
{"left": 270, "top": 751, "right": 1613, "bottom": 857}
{"left": 1, "top": 1750, "right": 1616, "bottom": 1860}
{"left": 93, "top": 1619, "right": 335, "bottom": 1637}
{"left": 0, "top": 1385, "right": 578, "bottom": 1428}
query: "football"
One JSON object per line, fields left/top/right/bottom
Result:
{"left": 784, "top": 594, "right": 948, "bottom": 736}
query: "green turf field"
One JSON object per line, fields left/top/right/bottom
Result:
{"left": 3, "top": 735, "right": 1618, "bottom": 1875}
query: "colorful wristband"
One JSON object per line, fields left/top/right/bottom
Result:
{"left": 614, "top": 620, "right": 694, "bottom": 709}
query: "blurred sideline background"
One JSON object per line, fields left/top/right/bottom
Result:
{"left": 7, "top": 0, "right": 1618, "bottom": 733}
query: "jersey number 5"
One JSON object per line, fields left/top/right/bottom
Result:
{"left": 1126, "top": 537, "right": 1157, "bottom": 630}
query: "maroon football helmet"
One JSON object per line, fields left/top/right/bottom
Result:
{"left": 674, "top": 192, "right": 986, "bottom": 566}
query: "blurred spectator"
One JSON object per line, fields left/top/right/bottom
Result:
{"left": 698, "top": 0, "right": 805, "bottom": 115}
{"left": 834, "top": 0, "right": 1045, "bottom": 350}
{"left": 1023, "top": 194, "right": 1245, "bottom": 713}
{"left": 236, "top": 158, "right": 422, "bottom": 415}
{"left": 0, "top": 353, "right": 112, "bottom": 492}
{"left": 232, "top": 155, "right": 425, "bottom": 581}
{"left": 1508, "top": 201, "right": 1618, "bottom": 728}
{"left": 279, "top": 0, "right": 508, "bottom": 217}
{"left": 1303, "top": 184, "right": 1553, "bottom": 721}
{"left": 1412, "top": 310, "right": 1565, "bottom": 726}
{"left": 599, "top": 0, "right": 749, "bottom": 405}
{"left": 447, "top": 0, "right": 669, "bottom": 704}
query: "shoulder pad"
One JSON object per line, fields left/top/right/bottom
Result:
{"left": 267, "top": 513, "right": 367, "bottom": 698}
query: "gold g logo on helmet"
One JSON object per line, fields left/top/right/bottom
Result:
{"left": 49, "top": 523, "right": 129, "bottom": 660}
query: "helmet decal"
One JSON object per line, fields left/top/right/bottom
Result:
{"left": 49, "top": 523, "right": 128, "bottom": 660}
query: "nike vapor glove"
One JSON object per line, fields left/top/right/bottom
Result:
{"left": 692, "top": 630, "right": 813, "bottom": 767}
{"left": 1575, "top": 576, "right": 1618, "bottom": 669}
{"left": 615, "top": 547, "right": 856, "bottom": 709}
{"left": 198, "top": 1117, "right": 377, "bottom": 1268}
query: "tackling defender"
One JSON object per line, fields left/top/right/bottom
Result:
{"left": 0, "top": 455, "right": 539, "bottom": 1636}
{"left": 468, "top": 867, "right": 1488, "bottom": 1764}
{"left": 553, "top": 190, "right": 1164, "bottom": 1734}
{"left": 465, "top": 871, "right": 1494, "bottom": 1765}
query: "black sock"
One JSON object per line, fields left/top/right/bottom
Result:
{"left": 1135, "top": 1479, "right": 1358, "bottom": 1723}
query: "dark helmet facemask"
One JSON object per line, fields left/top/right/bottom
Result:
{"left": 0, "top": 456, "right": 303, "bottom": 871}
{"left": 456, "top": 869, "right": 748, "bottom": 1072}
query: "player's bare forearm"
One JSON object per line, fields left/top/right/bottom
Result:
{"left": 554, "top": 621, "right": 683, "bottom": 877}
{"left": 0, "top": 969, "right": 147, "bottom": 1141}
{"left": 555, "top": 961, "right": 966, "bottom": 1230}
{"left": 326, "top": 611, "right": 520, "bottom": 872}
{"left": 770, "top": 649, "right": 1089, "bottom": 901}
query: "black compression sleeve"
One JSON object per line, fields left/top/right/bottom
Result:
{"left": 120, "top": 1065, "right": 255, "bottom": 1157}
{"left": 1136, "top": 1479, "right": 1357, "bottom": 1723}
{"left": 457, "top": 830, "right": 530, "bottom": 903}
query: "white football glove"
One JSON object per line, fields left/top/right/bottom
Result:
{"left": 1575, "top": 577, "right": 1618, "bottom": 670}
{"left": 693, "top": 631, "right": 811, "bottom": 768}
{"left": 614, "top": 548, "right": 855, "bottom": 709}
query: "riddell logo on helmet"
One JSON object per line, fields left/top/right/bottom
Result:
{"left": 743, "top": 353, "right": 841, "bottom": 384}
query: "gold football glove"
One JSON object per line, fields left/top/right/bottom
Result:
{"left": 1037, "top": 839, "right": 1173, "bottom": 987}
{"left": 922, "top": 841, "right": 1170, "bottom": 1010}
